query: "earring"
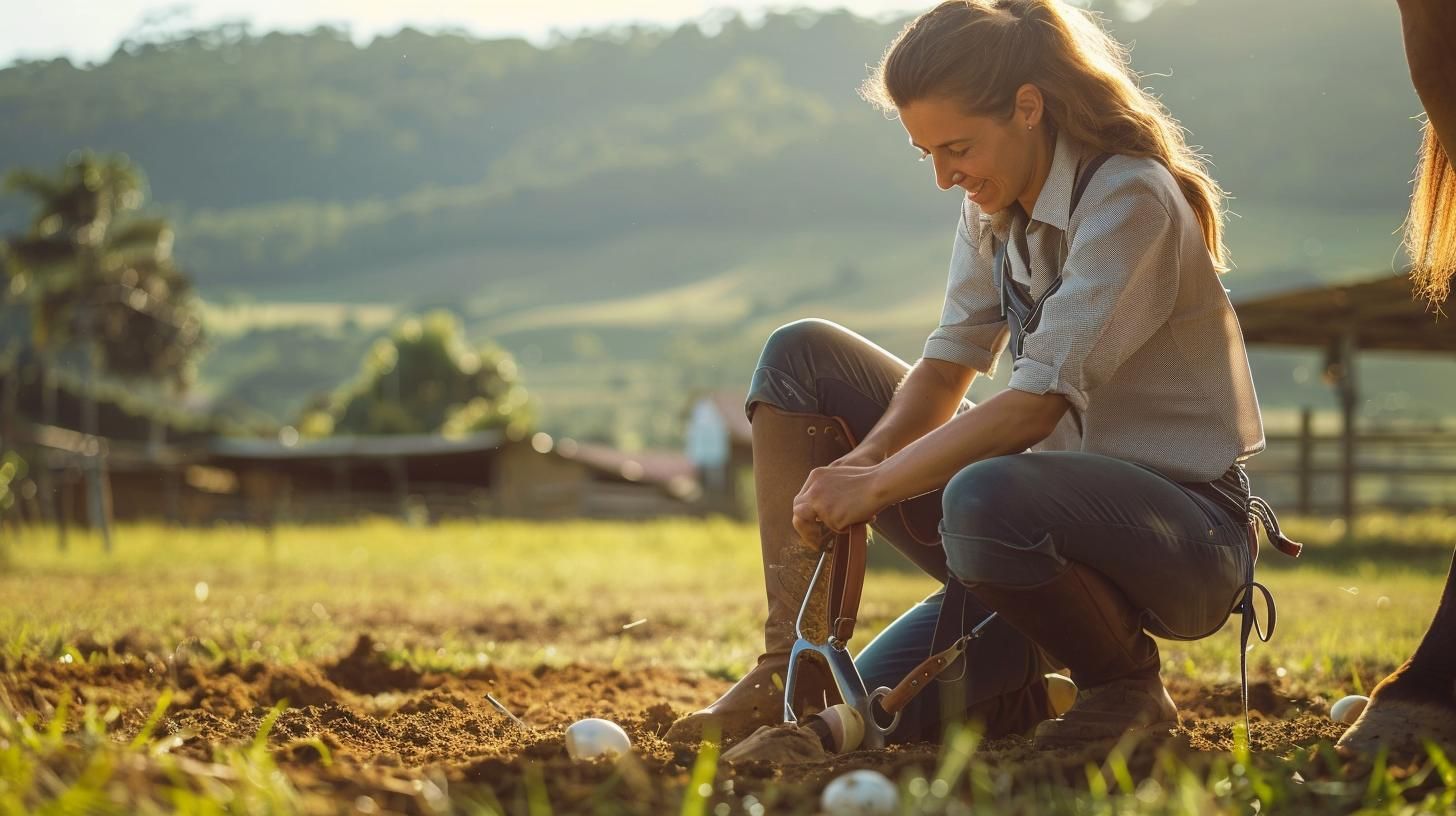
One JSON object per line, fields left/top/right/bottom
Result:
{"left": 1027, "top": 123, "right": 1034, "bottom": 131}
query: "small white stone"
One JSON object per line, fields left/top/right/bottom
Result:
{"left": 821, "top": 769, "right": 898, "bottom": 815}
{"left": 564, "top": 718, "right": 631, "bottom": 761}
{"left": 1330, "top": 695, "right": 1370, "bottom": 724}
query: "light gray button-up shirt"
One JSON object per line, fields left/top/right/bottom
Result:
{"left": 922, "top": 132, "right": 1265, "bottom": 482}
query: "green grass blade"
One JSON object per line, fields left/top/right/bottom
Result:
{"left": 680, "top": 724, "right": 720, "bottom": 816}
{"left": 128, "top": 689, "right": 173, "bottom": 750}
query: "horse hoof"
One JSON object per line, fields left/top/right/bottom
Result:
{"left": 1336, "top": 662, "right": 1456, "bottom": 758}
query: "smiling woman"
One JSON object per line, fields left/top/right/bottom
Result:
{"left": 663, "top": 0, "right": 1301, "bottom": 758}
{"left": 861, "top": 0, "right": 1229, "bottom": 270}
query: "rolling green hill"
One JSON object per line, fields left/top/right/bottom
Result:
{"left": 0, "top": 0, "right": 1442, "bottom": 446}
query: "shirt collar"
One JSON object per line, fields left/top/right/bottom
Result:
{"left": 1029, "top": 129, "right": 1085, "bottom": 232}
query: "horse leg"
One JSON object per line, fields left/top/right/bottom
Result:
{"left": 1337, "top": 548, "right": 1456, "bottom": 756}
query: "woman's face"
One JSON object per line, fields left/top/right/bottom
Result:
{"left": 898, "top": 91, "right": 1043, "bottom": 215}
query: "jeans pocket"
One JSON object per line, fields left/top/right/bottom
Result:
{"left": 898, "top": 491, "right": 944, "bottom": 546}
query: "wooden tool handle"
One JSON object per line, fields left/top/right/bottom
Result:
{"left": 877, "top": 640, "right": 965, "bottom": 714}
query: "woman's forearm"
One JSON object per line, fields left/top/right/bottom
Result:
{"left": 870, "top": 387, "right": 1069, "bottom": 507}
{"left": 853, "top": 357, "right": 976, "bottom": 462}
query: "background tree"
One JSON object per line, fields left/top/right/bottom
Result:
{"left": 1, "top": 151, "right": 205, "bottom": 547}
{"left": 304, "top": 311, "right": 532, "bottom": 438}
{"left": 4, "top": 152, "right": 204, "bottom": 388}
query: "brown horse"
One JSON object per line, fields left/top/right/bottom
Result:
{"left": 1334, "top": 0, "right": 1456, "bottom": 757}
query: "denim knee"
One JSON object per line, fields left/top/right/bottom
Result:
{"left": 939, "top": 457, "right": 1065, "bottom": 587}
{"left": 749, "top": 318, "right": 847, "bottom": 415}
{"left": 758, "top": 318, "right": 846, "bottom": 369}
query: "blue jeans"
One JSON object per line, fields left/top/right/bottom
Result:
{"left": 746, "top": 319, "right": 1252, "bottom": 743}
{"left": 853, "top": 584, "right": 1051, "bottom": 743}
{"left": 939, "top": 451, "right": 1251, "bottom": 640}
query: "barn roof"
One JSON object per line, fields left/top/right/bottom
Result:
{"left": 208, "top": 431, "right": 506, "bottom": 460}
{"left": 1235, "top": 273, "right": 1454, "bottom": 353}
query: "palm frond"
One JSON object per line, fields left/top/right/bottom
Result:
{"left": 105, "top": 218, "right": 174, "bottom": 260}
{"left": 2, "top": 169, "right": 62, "bottom": 201}
{"left": 5, "top": 235, "right": 76, "bottom": 274}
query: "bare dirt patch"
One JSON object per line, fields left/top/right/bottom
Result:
{"left": 0, "top": 635, "right": 1355, "bottom": 814}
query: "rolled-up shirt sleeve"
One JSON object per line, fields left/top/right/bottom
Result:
{"left": 1008, "top": 176, "right": 1181, "bottom": 413}
{"left": 922, "top": 204, "right": 1011, "bottom": 375}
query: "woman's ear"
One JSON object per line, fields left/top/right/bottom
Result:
{"left": 1013, "top": 83, "right": 1044, "bottom": 129}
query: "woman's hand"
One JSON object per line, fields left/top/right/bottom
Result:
{"left": 790, "top": 462, "right": 886, "bottom": 549}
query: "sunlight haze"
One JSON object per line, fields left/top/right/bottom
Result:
{"left": 2, "top": 1, "right": 930, "bottom": 66}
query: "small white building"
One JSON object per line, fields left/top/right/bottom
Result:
{"left": 683, "top": 390, "right": 754, "bottom": 517}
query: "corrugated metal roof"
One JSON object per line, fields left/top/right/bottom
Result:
{"left": 554, "top": 439, "right": 696, "bottom": 485}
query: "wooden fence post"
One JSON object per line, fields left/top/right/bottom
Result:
{"left": 1297, "top": 407, "right": 1313, "bottom": 515}
{"left": 1338, "top": 329, "right": 1359, "bottom": 539}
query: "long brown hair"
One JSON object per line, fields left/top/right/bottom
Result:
{"left": 861, "top": 0, "right": 1229, "bottom": 270}
{"left": 1406, "top": 122, "right": 1456, "bottom": 308}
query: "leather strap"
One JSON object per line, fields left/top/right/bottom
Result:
{"left": 1250, "top": 495, "right": 1303, "bottom": 557}
{"left": 829, "top": 524, "right": 867, "bottom": 643}
{"left": 796, "top": 414, "right": 868, "bottom": 646}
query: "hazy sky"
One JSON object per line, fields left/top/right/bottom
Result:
{"left": 2, "top": 1, "right": 931, "bottom": 66}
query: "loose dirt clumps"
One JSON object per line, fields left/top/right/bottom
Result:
{"left": 0, "top": 634, "right": 1359, "bottom": 814}
{"left": 324, "top": 634, "right": 428, "bottom": 695}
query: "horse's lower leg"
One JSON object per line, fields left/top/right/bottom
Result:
{"left": 1337, "top": 549, "right": 1456, "bottom": 756}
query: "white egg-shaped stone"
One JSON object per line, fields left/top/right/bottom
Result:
{"left": 1331, "top": 695, "right": 1370, "bottom": 725}
{"left": 1045, "top": 673, "right": 1078, "bottom": 717}
{"left": 564, "top": 718, "right": 631, "bottom": 760}
{"left": 821, "top": 769, "right": 898, "bottom": 816}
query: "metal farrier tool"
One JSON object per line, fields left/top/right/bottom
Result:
{"left": 781, "top": 522, "right": 999, "bottom": 748}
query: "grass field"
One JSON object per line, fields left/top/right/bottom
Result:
{"left": 2, "top": 514, "right": 1455, "bottom": 814}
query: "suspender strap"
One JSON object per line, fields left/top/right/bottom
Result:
{"left": 1070, "top": 153, "right": 1113, "bottom": 213}
{"left": 995, "top": 153, "right": 1106, "bottom": 319}
{"left": 996, "top": 152, "right": 1114, "bottom": 325}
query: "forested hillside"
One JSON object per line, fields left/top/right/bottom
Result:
{"left": 1, "top": 0, "right": 1437, "bottom": 443}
